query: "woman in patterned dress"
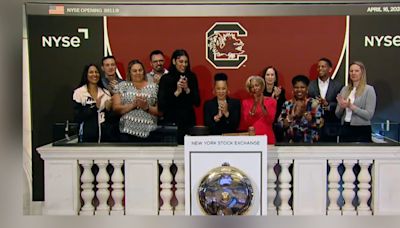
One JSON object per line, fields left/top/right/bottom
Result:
{"left": 112, "top": 59, "right": 159, "bottom": 142}
{"left": 277, "top": 75, "right": 324, "bottom": 143}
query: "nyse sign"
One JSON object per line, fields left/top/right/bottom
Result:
{"left": 42, "top": 28, "right": 89, "bottom": 48}
{"left": 364, "top": 35, "right": 400, "bottom": 47}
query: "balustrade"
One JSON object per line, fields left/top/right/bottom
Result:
{"left": 277, "top": 159, "right": 293, "bottom": 215}
{"left": 267, "top": 159, "right": 278, "bottom": 215}
{"left": 79, "top": 160, "right": 94, "bottom": 215}
{"left": 327, "top": 160, "right": 341, "bottom": 215}
{"left": 110, "top": 160, "right": 124, "bottom": 215}
{"left": 159, "top": 160, "right": 174, "bottom": 215}
{"left": 37, "top": 144, "right": 400, "bottom": 216}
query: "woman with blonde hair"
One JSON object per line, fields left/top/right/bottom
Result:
{"left": 335, "top": 61, "right": 376, "bottom": 142}
{"left": 242, "top": 75, "right": 277, "bottom": 144}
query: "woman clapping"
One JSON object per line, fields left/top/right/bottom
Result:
{"left": 242, "top": 75, "right": 277, "bottom": 144}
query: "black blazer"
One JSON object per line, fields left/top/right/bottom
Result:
{"left": 203, "top": 97, "right": 241, "bottom": 135}
{"left": 308, "top": 78, "right": 343, "bottom": 123}
{"left": 264, "top": 88, "right": 286, "bottom": 123}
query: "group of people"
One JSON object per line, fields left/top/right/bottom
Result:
{"left": 73, "top": 49, "right": 200, "bottom": 144}
{"left": 73, "top": 50, "right": 376, "bottom": 145}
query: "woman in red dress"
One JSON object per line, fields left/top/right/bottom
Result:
{"left": 242, "top": 75, "right": 277, "bottom": 144}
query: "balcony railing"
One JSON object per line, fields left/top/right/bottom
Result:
{"left": 37, "top": 142, "right": 400, "bottom": 215}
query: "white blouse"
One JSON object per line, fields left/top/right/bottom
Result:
{"left": 344, "top": 87, "right": 357, "bottom": 122}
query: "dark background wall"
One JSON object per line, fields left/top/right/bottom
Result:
{"left": 349, "top": 15, "right": 400, "bottom": 122}
{"left": 28, "top": 16, "right": 103, "bottom": 200}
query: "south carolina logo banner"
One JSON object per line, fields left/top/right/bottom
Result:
{"left": 206, "top": 22, "right": 248, "bottom": 69}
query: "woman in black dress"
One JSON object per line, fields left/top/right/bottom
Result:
{"left": 158, "top": 49, "right": 201, "bottom": 144}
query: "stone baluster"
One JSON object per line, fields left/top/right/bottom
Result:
{"left": 267, "top": 159, "right": 278, "bottom": 215}
{"left": 342, "top": 160, "right": 357, "bottom": 215}
{"left": 174, "top": 160, "right": 185, "bottom": 215}
{"left": 79, "top": 160, "right": 95, "bottom": 215}
{"left": 110, "top": 160, "right": 124, "bottom": 215}
{"left": 357, "top": 160, "right": 373, "bottom": 215}
{"left": 278, "top": 159, "right": 293, "bottom": 215}
{"left": 327, "top": 160, "right": 342, "bottom": 215}
{"left": 159, "top": 160, "right": 173, "bottom": 215}
{"left": 95, "top": 160, "right": 110, "bottom": 215}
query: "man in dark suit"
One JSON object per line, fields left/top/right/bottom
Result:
{"left": 308, "top": 58, "right": 343, "bottom": 142}
{"left": 203, "top": 73, "right": 241, "bottom": 135}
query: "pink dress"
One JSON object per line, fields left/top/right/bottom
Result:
{"left": 242, "top": 97, "right": 277, "bottom": 144}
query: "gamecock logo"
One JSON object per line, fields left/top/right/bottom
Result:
{"left": 206, "top": 22, "right": 248, "bottom": 69}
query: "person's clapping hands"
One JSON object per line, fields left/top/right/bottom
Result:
{"left": 337, "top": 94, "right": 351, "bottom": 109}
{"left": 177, "top": 75, "right": 190, "bottom": 94}
{"left": 109, "top": 79, "right": 118, "bottom": 93}
{"left": 317, "top": 96, "right": 329, "bottom": 109}
{"left": 272, "top": 86, "right": 282, "bottom": 99}
{"left": 174, "top": 76, "right": 186, "bottom": 96}
{"left": 135, "top": 95, "right": 149, "bottom": 110}
{"left": 219, "top": 100, "right": 229, "bottom": 117}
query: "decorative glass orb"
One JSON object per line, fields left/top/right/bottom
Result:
{"left": 197, "top": 163, "right": 254, "bottom": 215}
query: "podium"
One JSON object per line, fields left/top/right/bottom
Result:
{"left": 184, "top": 135, "right": 268, "bottom": 215}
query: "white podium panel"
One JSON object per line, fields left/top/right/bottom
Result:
{"left": 43, "top": 160, "right": 80, "bottom": 215}
{"left": 184, "top": 136, "right": 268, "bottom": 215}
{"left": 293, "top": 159, "right": 327, "bottom": 215}
{"left": 373, "top": 160, "right": 400, "bottom": 215}
{"left": 125, "top": 160, "right": 158, "bottom": 215}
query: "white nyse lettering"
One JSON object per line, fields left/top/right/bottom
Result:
{"left": 42, "top": 36, "right": 52, "bottom": 47}
{"left": 364, "top": 35, "right": 400, "bottom": 47}
{"left": 393, "top": 36, "right": 400, "bottom": 46}
{"left": 41, "top": 28, "right": 88, "bottom": 48}
{"left": 42, "top": 36, "right": 81, "bottom": 48}
{"left": 70, "top": 37, "right": 80, "bottom": 47}
{"left": 52, "top": 36, "right": 62, "bottom": 47}
{"left": 61, "top": 37, "right": 69, "bottom": 47}
{"left": 375, "top": 36, "right": 384, "bottom": 46}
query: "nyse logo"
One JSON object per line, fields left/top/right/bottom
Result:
{"left": 42, "top": 28, "right": 89, "bottom": 48}
{"left": 206, "top": 22, "right": 248, "bottom": 69}
{"left": 364, "top": 35, "right": 400, "bottom": 47}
